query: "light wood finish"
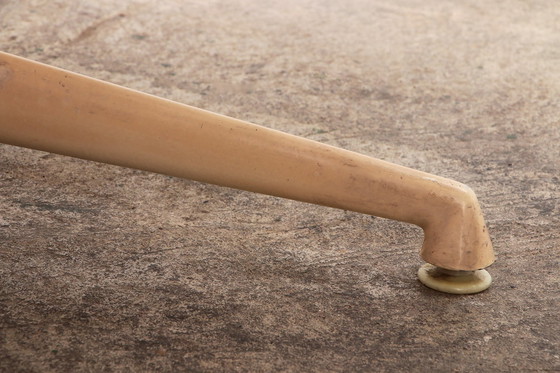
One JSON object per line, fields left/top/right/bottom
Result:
{"left": 0, "top": 52, "right": 494, "bottom": 270}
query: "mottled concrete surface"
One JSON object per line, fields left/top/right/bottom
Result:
{"left": 1, "top": 0, "right": 559, "bottom": 372}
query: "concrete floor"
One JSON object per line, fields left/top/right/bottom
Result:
{"left": 1, "top": 0, "right": 559, "bottom": 371}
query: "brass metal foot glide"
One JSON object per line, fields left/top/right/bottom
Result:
{"left": 0, "top": 52, "right": 495, "bottom": 293}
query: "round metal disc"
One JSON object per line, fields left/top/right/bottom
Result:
{"left": 418, "top": 263, "right": 492, "bottom": 294}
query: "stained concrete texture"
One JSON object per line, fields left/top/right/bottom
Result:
{"left": 1, "top": 0, "right": 559, "bottom": 372}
